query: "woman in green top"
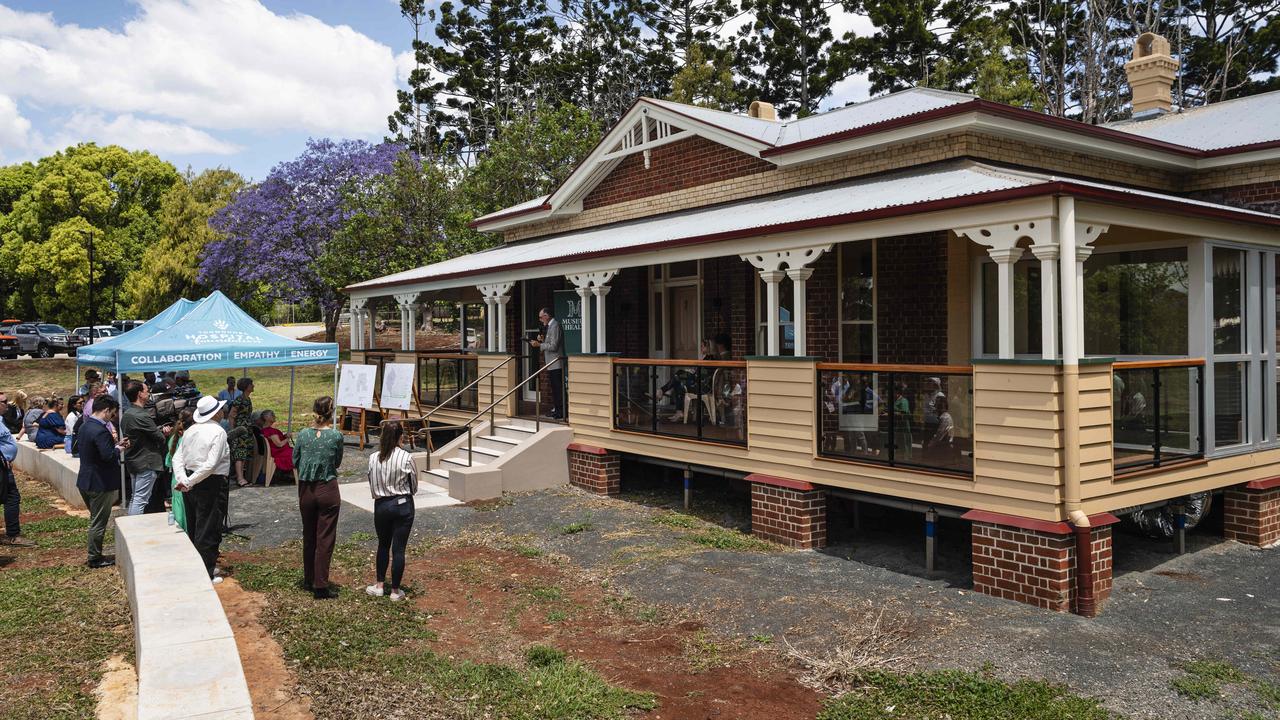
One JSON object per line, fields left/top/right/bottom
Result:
{"left": 293, "top": 396, "right": 344, "bottom": 600}
{"left": 165, "top": 408, "right": 196, "bottom": 532}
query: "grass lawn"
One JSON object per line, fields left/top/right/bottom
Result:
{"left": 0, "top": 477, "right": 132, "bottom": 719}
{"left": 0, "top": 358, "right": 341, "bottom": 432}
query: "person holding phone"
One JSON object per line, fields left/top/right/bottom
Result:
{"left": 122, "top": 380, "right": 173, "bottom": 515}
{"left": 76, "top": 395, "right": 128, "bottom": 568}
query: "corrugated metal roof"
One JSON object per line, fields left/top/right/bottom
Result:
{"left": 357, "top": 160, "right": 1280, "bottom": 292}
{"left": 779, "top": 88, "right": 976, "bottom": 144}
{"left": 646, "top": 98, "right": 785, "bottom": 145}
{"left": 1105, "top": 90, "right": 1280, "bottom": 150}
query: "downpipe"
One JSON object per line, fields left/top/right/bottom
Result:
{"left": 1071, "top": 512, "right": 1097, "bottom": 618}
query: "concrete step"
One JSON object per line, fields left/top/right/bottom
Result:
{"left": 443, "top": 451, "right": 495, "bottom": 468}
{"left": 493, "top": 423, "right": 538, "bottom": 441}
{"left": 426, "top": 468, "right": 450, "bottom": 483}
{"left": 476, "top": 434, "right": 520, "bottom": 453}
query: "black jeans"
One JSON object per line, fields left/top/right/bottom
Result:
{"left": 549, "top": 368, "right": 564, "bottom": 418}
{"left": 1, "top": 466, "right": 19, "bottom": 537}
{"left": 373, "top": 495, "right": 415, "bottom": 590}
{"left": 184, "top": 474, "right": 225, "bottom": 577}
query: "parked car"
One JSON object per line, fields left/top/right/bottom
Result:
{"left": 0, "top": 328, "right": 17, "bottom": 359}
{"left": 111, "top": 319, "right": 147, "bottom": 334}
{"left": 73, "top": 326, "right": 117, "bottom": 344}
{"left": 2, "top": 322, "right": 84, "bottom": 358}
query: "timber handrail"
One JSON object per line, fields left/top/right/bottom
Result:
{"left": 613, "top": 357, "right": 747, "bottom": 368}
{"left": 1112, "top": 358, "right": 1206, "bottom": 370}
{"left": 816, "top": 362, "right": 973, "bottom": 374}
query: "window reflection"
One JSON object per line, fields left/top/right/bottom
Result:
{"left": 1084, "top": 248, "right": 1188, "bottom": 356}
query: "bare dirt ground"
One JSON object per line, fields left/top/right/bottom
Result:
{"left": 216, "top": 578, "right": 315, "bottom": 719}
{"left": 301, "top": 326, "right": 463, "bottom": 352}
{"left": 413, "top": 544, "right": 823, "bottom": 720}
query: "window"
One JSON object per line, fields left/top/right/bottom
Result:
{"left": 840, "top": 241, "right": 875, "bottom": 362}
{"left": 1209, "top": 248, "right": 1252, "bottom": 449}
{"left": 1084, "top": 248, "right": 1188, "bottom": 356}
{"left": 982, "top": 259, "right": 1042, "bottom": 356}
{"left": 757, "top": 275, "right": 795, "bottom": 354}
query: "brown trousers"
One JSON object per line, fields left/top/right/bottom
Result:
{"left": 298, "top": 479, "right": 341, "bottom": 589}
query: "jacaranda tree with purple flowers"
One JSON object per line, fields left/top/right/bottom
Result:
{"left": 203, "top": 138, "right": 403, "bottom": 341}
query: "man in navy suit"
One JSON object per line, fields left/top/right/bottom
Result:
{"left": 76, "top": 394, "right": 129, "bottom": 568}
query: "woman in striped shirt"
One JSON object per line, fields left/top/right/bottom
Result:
{"left": 365, "top": 421, "right": 417, "bottom": 601}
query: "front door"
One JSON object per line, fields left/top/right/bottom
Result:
{"left": 669, "top": 285, "right": 700, "bottom": 359}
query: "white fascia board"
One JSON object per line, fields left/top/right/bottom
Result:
{"left": 1076, "top": 201, "right": 1280, "bottom": 246}
{"left": 343, "top": 196, "right": 1054, "bottom": 298}
{"left": 547, "top": 102, "right": 775, "bottom": 213}
{"left": 767, "top": 111, "right": 1205, "bottom": 172}
{"left": 1195, "top": 146, "right": 1280, "bottom": 170}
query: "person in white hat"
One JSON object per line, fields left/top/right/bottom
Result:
{"left": 173, "top": 395, "right": 230, "bottom": 582}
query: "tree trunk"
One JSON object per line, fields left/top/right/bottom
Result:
{"left": 421, "top": 304, "right": 434, "bottom": 333}
{"left": 324, "top": 304, "right": 340, "bottom": 344}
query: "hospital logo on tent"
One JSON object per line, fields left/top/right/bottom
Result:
{"left": 185, "top": 319, "right": 264, "bottom": 346}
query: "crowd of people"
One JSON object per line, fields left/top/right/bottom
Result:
{"left": 0, "top": 368, "right": 422, "bottom": 602}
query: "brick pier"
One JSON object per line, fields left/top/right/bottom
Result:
{"left": 566, "top": 443, "right": 620, "bottom": 495}
{"left": 1223, "top": 479, "right": 1280, "bottom": 547}
{"left": 747, "top": 474, "right": 827, "bottom": 549}
{"left": 963, "top": 510, "right": 1118, "bottom": 616}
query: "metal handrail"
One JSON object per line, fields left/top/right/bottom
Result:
{"left": 422, "top": 356, "right": 562, "bottom": 470}
{"left": 420, "top": 355, "right": 511, "bottom": 423}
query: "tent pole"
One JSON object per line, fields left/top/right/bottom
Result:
{"left": 117, "top": 358, "right": 128, "bottom": 514}
{"left": 288, "top": 367, "right": 296, "bottom": 432}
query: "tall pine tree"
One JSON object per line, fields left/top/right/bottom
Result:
{"left": 542, "top": 0, "right": 653, "bottom": 124}
{"left": 734, "top": 0, "right": 853, "bottom": 117}
{"left": 388, "top": 0, "right": 445, "bottom": 157}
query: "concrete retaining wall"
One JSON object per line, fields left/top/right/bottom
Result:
{"left": 115, "top": 513, "right": 255, "bottom": 719}
{"left": 11, "top": 440, "right": 85, "bottom": 509}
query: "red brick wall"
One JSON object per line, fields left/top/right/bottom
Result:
{"left": 702, "top": 257, "right": 755, "bottom": 359}
{"left": 568, "top": 446, "right": 620, "bottom": 495}
{"left": 808, "top": 251, "right": 839, "bottom": 361}
{"left": 1189, "top": 181, "right": 1280, "bottom": 215}
{"left": 1223, "top": 486, "right": 1280, "bottom": 547}
{"left": 970, "top": 522, "right": 1112, "bottom": 615}
{"left": 583, "top": 135, "right": 773, "bottom": 211}
{"left": 750, "top": 483, "right": 827, "bottom": 549}
{"left": 876, "top": 232, "right": 949, "bottom": 364}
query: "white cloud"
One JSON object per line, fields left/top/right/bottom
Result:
{"left": 0, "top": 94, "right": 38, "bottom": 162}
{"left": 59, "top": 112, "right": 243, "bottom": 155}
{"left": 0, "top": 0, "right": 400, "bottom": 137}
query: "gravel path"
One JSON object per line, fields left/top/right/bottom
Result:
{"left": 224, "top": 448, "right": 1280, "bottom": 720}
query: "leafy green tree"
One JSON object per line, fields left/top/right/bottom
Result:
{"left": 388, "top": 0, "right": 446, "bottom": 156}
{"left": 852, "top": 0, "right": 996, "bottom": 95}
{"left": 458, "top": 103, "right": 602, "bottom": 225}
{"left": 543, "top": 0, "right": 653, "bottom": 125}
{"left": 0, "top": 162, "right": 35, "bottom": 216}
{"left": 668, "top": 44, "right": 745, "bottom": 110}
{"left": 124, "top": 168, "right": 246, "bottom": 317}
{"left": 0, "top": 144, "right": 179, "bottom": 325}
{"left": 428, "top": 0, "right": 558, "bottom": 157}
{"left": 1172, "top": 0, "right": 1280, "bottom": 105}
{"left": 634, "top": 0, "right": 738, "bottom": 97}
{"left": 734, "top": 0, "right": 853, "bottom": 117}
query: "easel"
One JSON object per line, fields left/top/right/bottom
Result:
{"left": 376, "top": 361, "right": 430, "bottom": 450}
{"left": 337, "top": 405, "right": 371, "bottom": 450}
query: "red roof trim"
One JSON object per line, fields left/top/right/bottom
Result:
{"left": 963, "top": 509, "right": 1121, "bottom": 534}
{"left": 760, "top": 99, "right": 1276, "bottom": 160}
{"left": 567, "top": 442, "right": 610, "bottom": 456}
{"left": 350, "top": 180, "right": 1280, "bottom": 292}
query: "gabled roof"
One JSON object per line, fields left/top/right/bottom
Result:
{"left": 351, "top": 160, "right": 1280, "bottom": 296}
{"left": 470, "top": 88, "right": 1280, "bottom": 234}
{"left": 1104, "top": 90, "right": 1280, "bottom": 151}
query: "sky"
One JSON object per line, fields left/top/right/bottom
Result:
{"left": 0, "top": 0, "right": 873, "bottom": 180}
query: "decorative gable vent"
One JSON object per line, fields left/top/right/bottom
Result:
{"left": 607, "top": 110, "right": 688, "bottom": 169}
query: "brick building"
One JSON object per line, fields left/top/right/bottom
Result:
{"left": 346, "top": 34, "right": 1280, "bottom": 616}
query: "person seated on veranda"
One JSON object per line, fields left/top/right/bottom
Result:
{"left": 34, "top": 397, "right": 68, "bottom": 449}
{"left": 656, "top": 340, "right": 714, "bottom": 421}
{"left": 260, "top": 410, "right": 295, "bottom": 484}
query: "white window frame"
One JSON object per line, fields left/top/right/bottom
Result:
{"left": 837, "top": 239, "right": 877, "bottom": 363}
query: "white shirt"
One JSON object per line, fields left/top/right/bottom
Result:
{"left": 367, "top": 446, "right": 417, "bottom": 499}
{"left": 173, "top": 421, "right": 230, "bottom": 487}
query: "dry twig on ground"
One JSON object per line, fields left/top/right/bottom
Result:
{"left": 782, "top": 602, "right": 916, "bottom": 694}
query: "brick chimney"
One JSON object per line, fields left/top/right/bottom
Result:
{"left": 748, "top": 101, "right": 777, "bottom": 121}
{"left": 1125, "top": 32, "right": 1179, "bottom": 117}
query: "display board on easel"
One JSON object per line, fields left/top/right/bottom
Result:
{"left": 379, "top": 362, "right": 417, "bottom": 411}
{"left": 337, "top": 363, "right": 377, "bottom": 449}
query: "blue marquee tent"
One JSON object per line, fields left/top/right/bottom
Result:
{"left": 76, "top": 291, "right": 338, "bottom": 372}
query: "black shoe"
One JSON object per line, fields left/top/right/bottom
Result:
{"left": 297, "top": 579, "right": 313, "bottom": 592}
{"left": 313, "top": 587, "right": 337, "bottom": 600}
{"left": 87, "top": 558, "right": 115, "bottom": 569}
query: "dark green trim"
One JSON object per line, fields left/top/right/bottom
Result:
{"left": 745, "top": 355, "right": 821, "bottom": 361}
{"left": 1079, "top": 356, "right": 1118, "bottom": 366}
{"left": 569, "top": 352, "right": 621, "bottom": 357}
{"left": 474, "top": 350, "right": 515, "bottom": 356}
